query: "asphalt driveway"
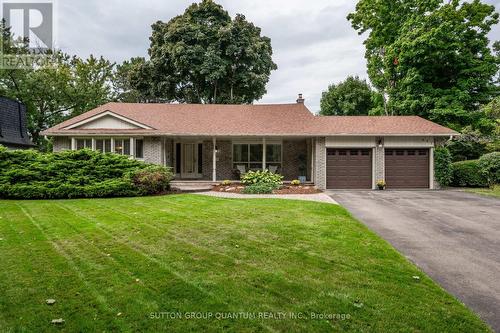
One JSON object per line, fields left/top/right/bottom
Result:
{"left": 328, "top": 190, "right": 500, "bottom": 332}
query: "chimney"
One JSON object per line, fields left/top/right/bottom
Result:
{"left": 296, "top": 93, "right": 305, "bottom": 104}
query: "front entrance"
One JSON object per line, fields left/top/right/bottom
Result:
{"left": 181, "top": 143, "right": 199, "bottom": 178}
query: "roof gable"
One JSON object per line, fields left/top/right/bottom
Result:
{"left": 64, "top": 111, "right": 153, "bottom": 130}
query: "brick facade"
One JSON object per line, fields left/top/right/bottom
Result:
{"left": 144, "top": 137, "right": 163, "bottom": 165}
{"left": 281, "top": 139, "right": 308, "bottom": 181}
{"left": 202, "top": 140, "right": 233, "bottom": 180}
{"left": 314, "top": 137, "right": 326, "bottom": 189}
{"left": 374, "top": 144, "right": 385, "bottom": 185}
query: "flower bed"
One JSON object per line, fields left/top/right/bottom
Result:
{"left": 212, "top": 184, "right": 320, "bottom": 194}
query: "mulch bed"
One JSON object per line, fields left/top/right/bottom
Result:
{"left": 212, "top": 184, "right": 321, "bottom": 194}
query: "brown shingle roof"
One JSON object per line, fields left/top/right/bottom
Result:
{"left": 312, "top": 116, "right": 457, "bottom": 135}
{"left": 42, "top": 102, "right": 457, "bottom": 136}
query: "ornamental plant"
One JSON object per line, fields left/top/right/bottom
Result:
{"left": 240, "top": 170, "right": 283, "bottom": 187}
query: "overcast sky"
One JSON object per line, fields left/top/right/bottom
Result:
{"left": 52, "top": 0, "right": 500, "bottom": 112}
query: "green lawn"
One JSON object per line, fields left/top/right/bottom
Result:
{"left": 466, "top": 185, "right": 500, "bottom": 198}
{"left": 0, "top": 195, "right": 491, "bottom": 332}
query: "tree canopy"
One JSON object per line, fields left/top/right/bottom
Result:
{"left": 348, "top": 0, "right": 499, "bottom": 131}
{"left": 0, "top": 22, "right": 115, "bottom": 149}
{"left": 320, "top": 76, "right": 382, "bottom": 116}
{"left": 135, "top": 0, "right": 277, "bottom": 104}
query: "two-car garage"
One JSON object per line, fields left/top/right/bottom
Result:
{"left": 325, "top": 138, "right": 433, "bottom": 189}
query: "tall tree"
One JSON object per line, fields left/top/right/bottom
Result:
{"left": 70, "top": 55, "right": 115, "bottom": 117}
{"left": 320, "top": 76, "right": 382, "bottom": 116}
{"left": 142, "top": 0, "right": 277, "bottom": 104}
{"left": 348, "top": 0, "right": 499, "bottom": 127}
{"left": 114, "top": 57, "right": 151, "bottom": 103}
{"left": 0, "top": 21, "right": 116, "bottom": 149}
{"left": 347, "top": 0, "right": 442, "bottom": 114}
{"left": 384, "top": 0, "right": 498, "bottom": 129}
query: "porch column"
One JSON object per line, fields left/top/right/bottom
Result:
{"left": 262, "top": 137, "right": 266, "bottom": 170}
{"left": 129, "top": 138, "right": 135, "bottom": 158}
{"left": 71, "top": 137, "right": 76, "bottom": 150}
{"left": 212, "top": 137, "right": 217, "bottom": 182}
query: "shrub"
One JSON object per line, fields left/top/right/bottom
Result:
{"left": 242, "top": 183, "right": 278, "bottom": 194}
{"left": 434, "top": 147, "right": 453, "bottom": 187}
{"left": 221, "top": 180, "right": 232, "bottom": 186}
{"left": 290, "top": 179, "right": 301, "bottom": 186}
{"left": 241, "top": 170, "right": 283, "bottom": 187}
{"left": 451, "top": 160, "right": 488, "bottom": 187}
{"left": 130, "top": 165, "right": 174, "bottom": 195}
{"left": 478, "top": 152, "right": 500, "bottom": 186}
{"left": 0, "top": 146, "right": 173, "bottom": 199}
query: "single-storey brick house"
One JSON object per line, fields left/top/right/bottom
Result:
{"left": 42, "top": 95, "right": 457, "bottom": 190}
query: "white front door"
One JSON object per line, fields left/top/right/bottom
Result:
{"left": 181, "top": 143, "right": 198, "bottom": 178}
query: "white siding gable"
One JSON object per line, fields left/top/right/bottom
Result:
{"left": 75, "top": 115, "right": 141, "bottom": 129}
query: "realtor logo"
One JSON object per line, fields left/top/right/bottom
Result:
{"left": 2, "top": 1, "right": 54, "bottom": 52}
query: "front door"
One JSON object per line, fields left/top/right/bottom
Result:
{"left": 181, "top": 143, "right": 197, "bottom": 178}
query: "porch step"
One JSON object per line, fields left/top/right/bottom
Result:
{"left": 171, "top": 181, "right": 218, "bottom": 193}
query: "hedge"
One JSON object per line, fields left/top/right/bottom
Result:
{"left": 451, "top": 160, "right": 488, "bottom": 188}
{"left": 434, "top": 147, "right": 453, "bottom": 187}
{"left": 0, "top": 146, "right": 173, "bottom": 199}
{"left": 478, "top": 152, "right": 500, "bottom": 186}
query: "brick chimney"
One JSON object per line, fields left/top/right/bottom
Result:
{"left": 296, "top": 93, "right": 305, "bottom": 104}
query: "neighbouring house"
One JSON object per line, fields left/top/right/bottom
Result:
{"left": 0, "top": 97, "right": 35, "bottom": 150}
{"left": 42, "top": 95, "right": 457, "bottom": 190}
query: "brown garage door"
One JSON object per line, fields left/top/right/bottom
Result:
{"left": 385, "top": 149, "right": 429, "bottom": 189}
{"left": 326, "top": 149, "right": 372, "bottom": 189}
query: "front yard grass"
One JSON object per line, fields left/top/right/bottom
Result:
{"left": 466, "top": 185, "right": 500, "bottom": 198}
{"left": 0, "top": 195, "right": 491, "bottom": 332}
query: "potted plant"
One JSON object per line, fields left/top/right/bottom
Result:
{"left": 376, "top": 180, "right": 386, "bottom": 190}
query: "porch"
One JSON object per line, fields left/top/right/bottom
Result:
{"left": 161, "top": 137, "right": 315, "bottom": 183}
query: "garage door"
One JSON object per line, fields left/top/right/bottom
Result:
{"left": 385, "top": 149, "right": 429, "bottom": 189}
{"left": 326, "top": 149, "right": 372, "bottom": 189}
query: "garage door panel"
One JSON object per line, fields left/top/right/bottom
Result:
{"left": 385, "top": 149, "right": 429, "bottom": 189}
{"left": 326, "top": 149, "right": 372, "bottom": 189}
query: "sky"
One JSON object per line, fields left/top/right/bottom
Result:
{"left": 47, "top": 0, "right": 500, "bottom": 112}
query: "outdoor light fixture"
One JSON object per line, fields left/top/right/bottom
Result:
{"left": 377, "top": 139, "right": 383, "bottom": 147}
{"left": 215, "top": 146, "right": 220, "bottom": 153}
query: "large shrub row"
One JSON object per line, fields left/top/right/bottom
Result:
{"left": 0, "top": 146, "right": 173, "bottom": 199}
{"left": 451, "top": 160, "right": 488, "bottom": 187}
{"left": 450, "top": 152, "right": 500, "bottom": 187}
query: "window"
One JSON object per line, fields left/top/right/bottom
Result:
{"left": 233, "top": 143, "right": 282, "bottom": 171}
{"left": 176, "top": 143, "right": 181, "bottom": 174}
{"left": 135, "top": 139, "right": 144, "bottom": 159}
{"left": 114, "top": 139, "right": 130, "bottom": 155}
{"left": 76, "top": 138, "right": 92, "bottom": 150}
{"left": 95, "top": 139, "right": 111, "bottom": 153}
{"left": 197, "top": 143, "right": 203, "bottom": 174}
{"left": 419, "top": 150, "right": 428, "bottom": 156}
{"left": 73, "top": 137, "right": 144, "bottom": 158}
{"left": 350, "top": 150, "right": 358, "bottom": 155}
